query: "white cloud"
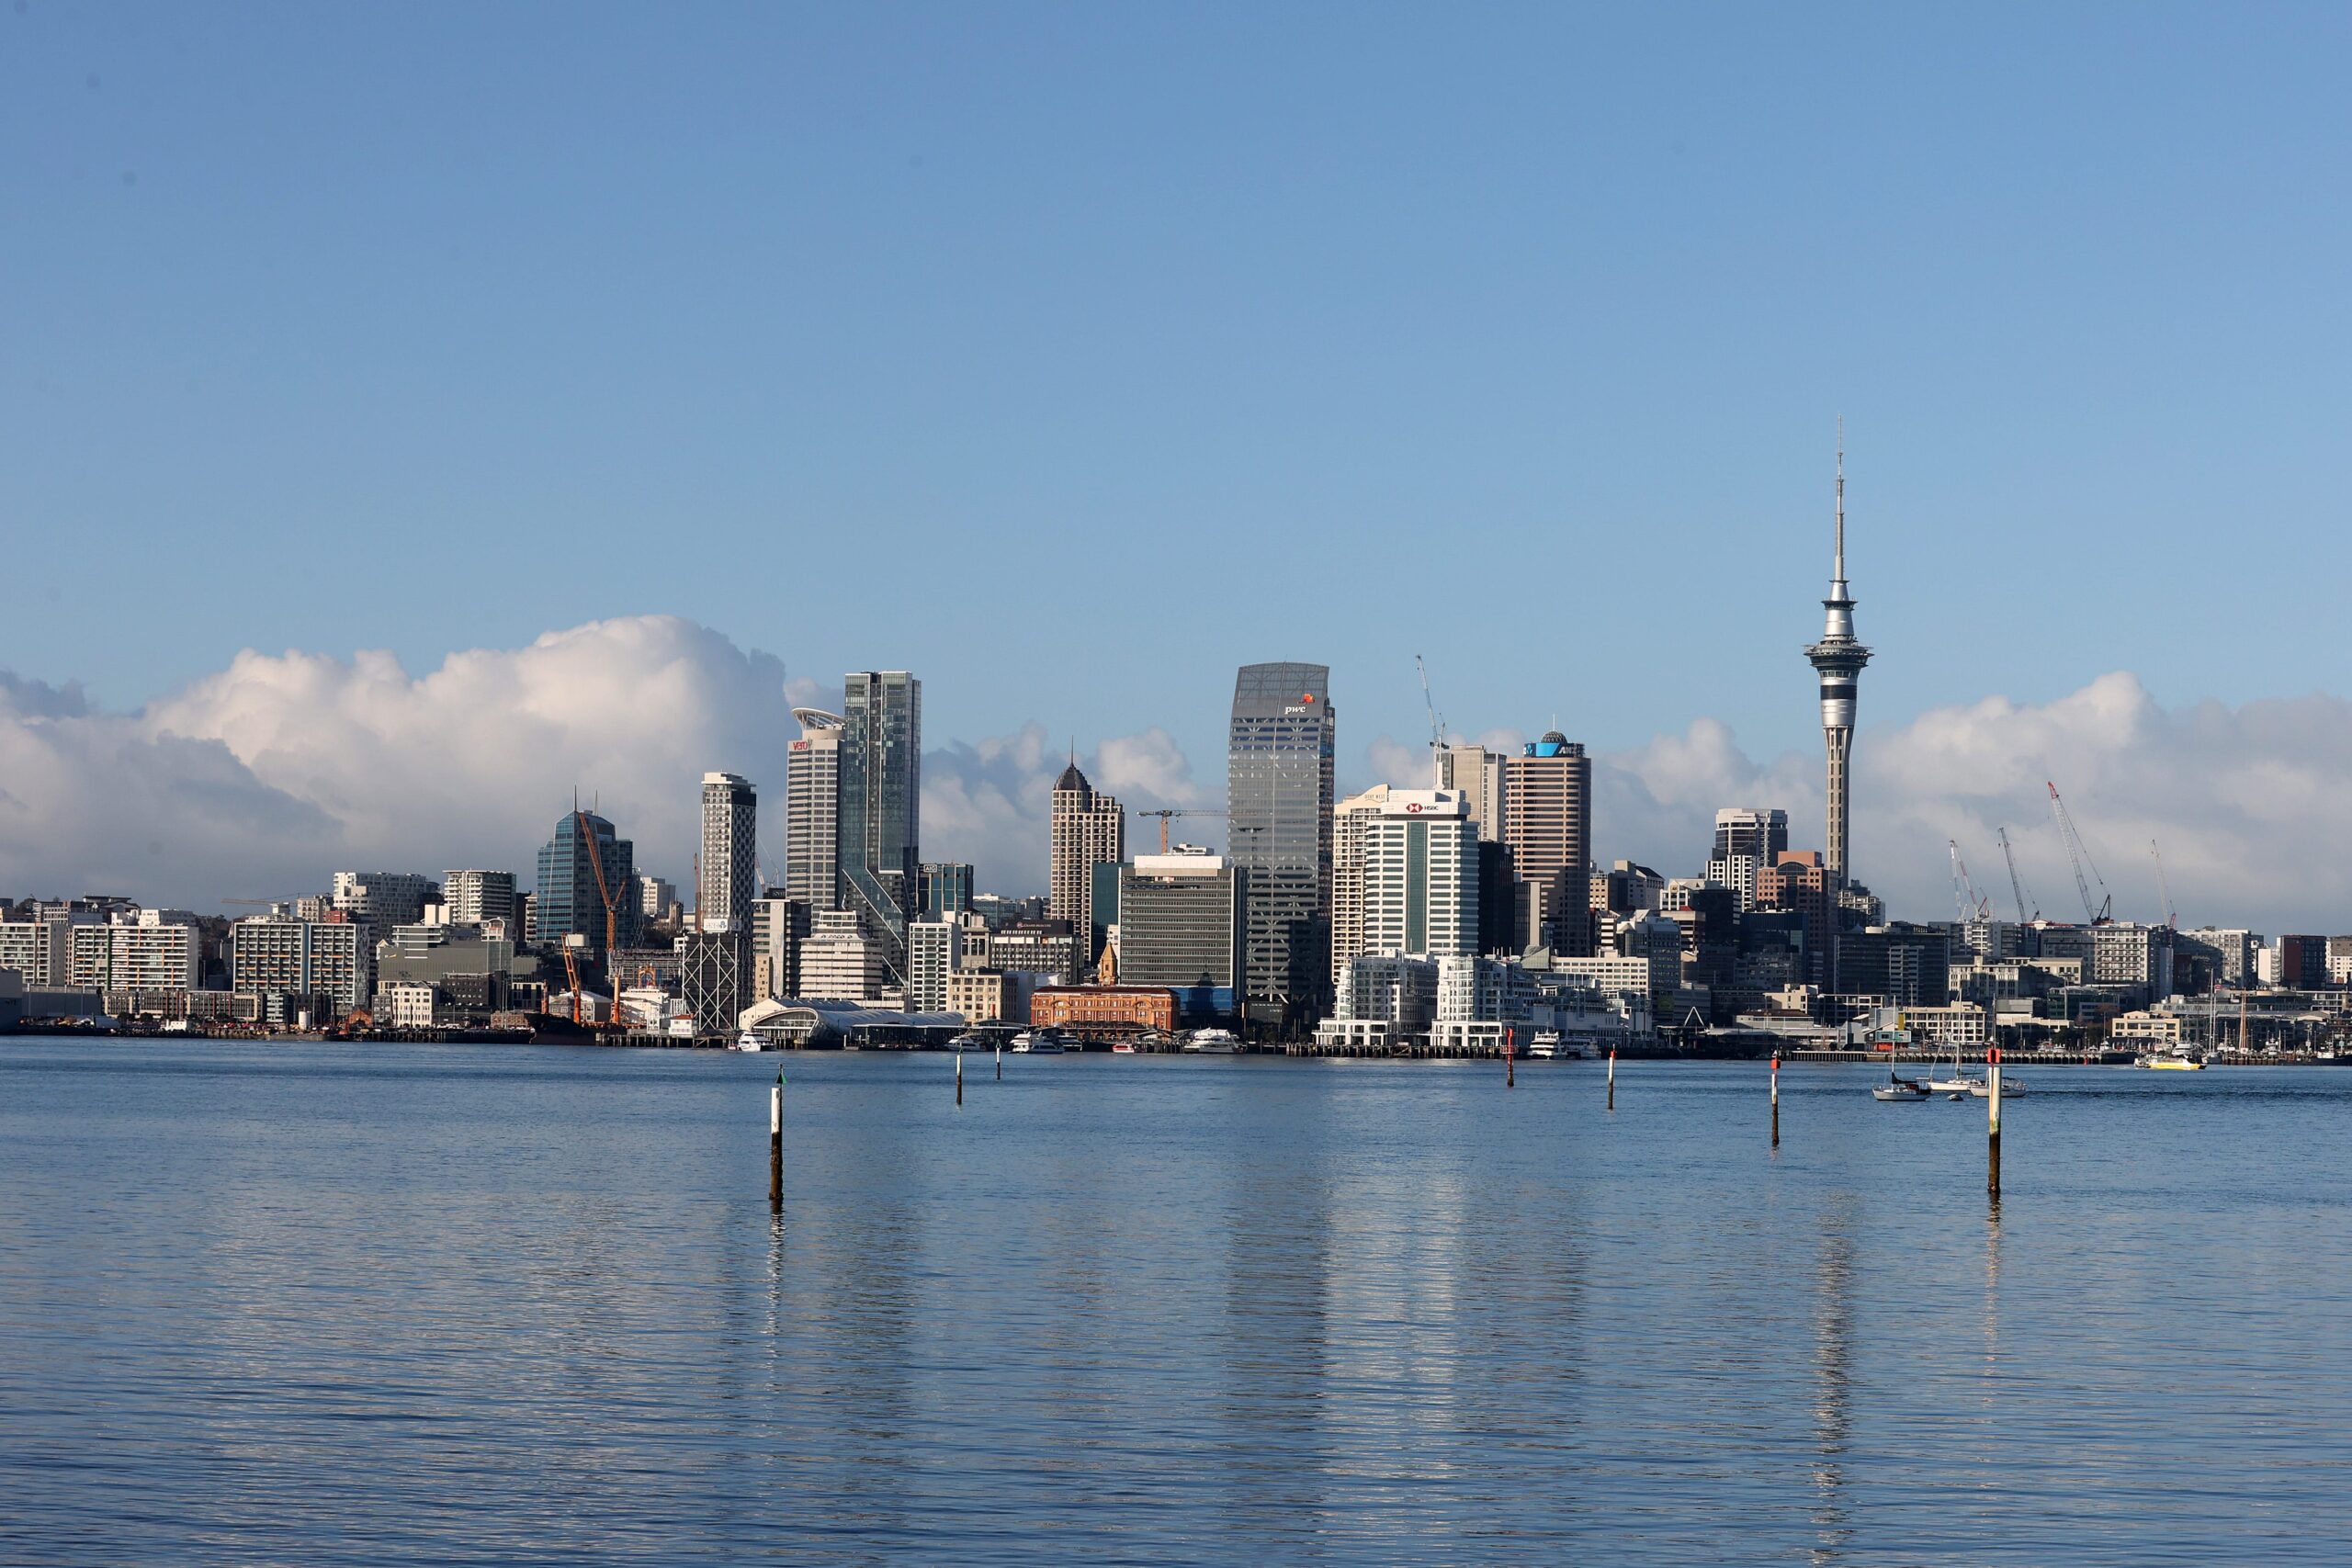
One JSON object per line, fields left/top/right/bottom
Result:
{"left": 0, "top": 617, "right": 1218, "bottom": 908}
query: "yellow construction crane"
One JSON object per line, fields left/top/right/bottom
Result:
{"left": 1134, "top": 807, "right": 1227, "bottom": 854}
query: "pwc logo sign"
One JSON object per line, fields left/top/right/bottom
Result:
{"left": 1281, "top": 694, "right": 1320, "bottom": 716}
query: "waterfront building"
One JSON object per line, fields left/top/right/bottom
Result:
{"left": 1361, "top": 791, "right": 1478, "bottom": 960}
{"left": 379, "top": 983, "right": 440, "bottom": 1030}
{"left": 1705, "top": 807, "right": 1789, "bottom": 911}
{"left": 697, "top": 772, "right": 759, "bottom": 934}
{"left": 944, "top": 966, "right": 1015, "bottom": 1024}
{"left": 1804, "top": 434, "right": 1871, "bottom": 881}
{"left": 786, "top": 707, "right": 844, "bottom": 911}
{"left": 840, "top": 671, "right": 922, "bottom": 987}
{"left": 676, "top": 928, "right": 752, "bottom": 1037}
{"left": 331, "top": 872, "right": 435, "bottom": 931}
{"left": 1434, "top": 742, "right": 1504, "bottom": 840}
{"left": 907, "top": 918, "right": 963, "bottom": 1014}
{"left": 0, "top": 920, "right": 69, "bottom": 987}
{"left": 1048, "top": 758, "right": 1123, "bottom": 976}
{"left": 68, "top": 922, "right": 112, "bottom": 987}
{"left": 442, "top": 870, "right": 517, "bottom": 929}
{"left": 1498, "top": 732, "right": 1592, "bottom": 897}
{"left": 1117, "top": 852, "right": 1243, "bottom": 1022}
{"left": 105, "top": 922, "right": 200, "bottom": 993}
{"left": 797, "top": 908, "right": 887, "bottom": 1002}
{"left": 1227, "top": 662, "right": 1335, "bottom": 1029}
{"left": 921, "top": 862, "right": 975, "bottom": 920}
{"left": 232, "top": 918, "right": 369, "bottom": 1013}
{"left": 1329, "top": 784, "right": 1392, "bottom": 987}
{"left": 1318, "top": 954, "right": 1441, "bottom": 1051}
{"left": 1029, "top": 986, "right": 1178, "bottom": 1040}
{"left": 533, "top": 810, "right": 639, "bottom": 955}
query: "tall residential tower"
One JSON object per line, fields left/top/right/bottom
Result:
{"left": 1804, "top": 433, "right": 1871, "bottom": 881}
{"left": 840, "top": 671, "right": 922, "bottom": 987}
{"left": 697, "top": 772, "right": 758, "bottom": 933}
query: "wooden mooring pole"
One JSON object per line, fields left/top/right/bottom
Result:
{"left": 1987, "top": 1045, "right": 2003, "bottom": 1201}
{"left": 1607, "top": 1047, "right": 1617, "bottom": 1111}
{"left": 956, "top": 1048, "right": 964, "bottom": 1106}
{"left": 1506, "top": 1027, "right": 1515, "bottom": 1089}
{"left": 1770, "top": 1053, "right": 1780, "bottom": 1148}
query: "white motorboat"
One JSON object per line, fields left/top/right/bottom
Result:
{"left": 733, "top": 1032, "right": 764, "bottom": 1053}
{"left": 1967, "top": 1076, "right": 2024, "bottom": 1097}
{"left": 945, "top": 1032, "right": 987, "bottom": 1053}
{"left": 1011, "top": 1029, "right": 1068, "bottom": 1055}
{"left": 1183, "top": 1028, "right": 1241, "bottom": 1055}
{"left": 1526, "top": 1030, "right": 1563, "bottom": 1059}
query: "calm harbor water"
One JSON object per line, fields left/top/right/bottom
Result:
{"left": 5, "top": 1040, "right": 2351, "bottom": 1564}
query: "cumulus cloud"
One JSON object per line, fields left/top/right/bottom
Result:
{"left": 1359, "top": 674, "right": 2352, "bottom": 933}
{"left": 0, "top": 616, "right": 1216, "bottom": 909}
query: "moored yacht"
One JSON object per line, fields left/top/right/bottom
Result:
{"left": 1183, "top": 1028, "right": 1241, "bottom": 1055}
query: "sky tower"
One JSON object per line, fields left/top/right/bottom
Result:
{"left": 1805, "top": 427, "right": 1871, "bottom": 881}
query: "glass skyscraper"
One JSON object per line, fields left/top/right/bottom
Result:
{"left": 1227, "top": 662, "right": 1334, "bottom": 1030}
{"left": 840, "top": 671, "right": 922, "bottom": 987}
{"left": 534, "top": 809, "right": 639, "bottom": 955}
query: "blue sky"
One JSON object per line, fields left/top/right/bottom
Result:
{"left": 6, "top": 1, "right": 2349, "bottom": 785}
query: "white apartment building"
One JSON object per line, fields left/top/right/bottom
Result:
{"left": 907, "top": 919, "right": 963, "bottom": 1013}
{"left": 442, "top": 870, "right": 517, "bottom": 928}
{"left": 232, "top": 919, "right": 369, "bottom": 1013}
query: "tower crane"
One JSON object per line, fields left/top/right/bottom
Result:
{"left": 1416, "top": 654, "right": 1446, "bottom": 787}
{"left": 1996, "top": 825, "right": 2036, "bottom": 924}
{"left": 2150, "top": 839, "right": 2177, "bottom": 929}
{"left": 2046, "top": 781, "right": 2112, "bottom": 925}
{"left": 577, "top": 807, "right": 622, "bottom": 976}
{"left": 1947, "top": 840, "right": 1992, "bottom": 923}
{"left": 1135, "top": 807, "right": 1227, "bottom": 854}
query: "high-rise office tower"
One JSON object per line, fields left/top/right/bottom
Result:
{"left": 1360, "top": 790, "right": 1478, "bottom": 959}
{"left": 840, "top": 671, "right": 922, "bottom": 986}
{"left": 1227, "top": 662, "right": 1335, "bottom": 1028}
{"left": 330, "top": 872, "right": 435, "bottom": 931}
{"left": 1499, "top": 730, "right": 1591, "bottom": 892}
{"left": 1705, "top": 808, "right": 1790, "bottom": 911}
{"left": 1805, "top": 432, "right": 1871, "bottom": 880}
{"left": 697, "top": 772, "right": 758, "bottom": 933}
{"left": 1434, "top": 742, "right": 1504, "bottom": 840}
{"left": 534, "top": 809, "right": 639, "bottom": 954}
{"left": 786, "top": 707, "right": 843, "bottom": 910}
{"left": 921, "top": 863, "right": 975, "bottom": 920}
{"left": 1049, "top": 754, "right": 1124, "bottom": 976}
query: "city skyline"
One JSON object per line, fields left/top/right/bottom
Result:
{"left": 3, "top": 615, "right": 2347, "bottom": 940}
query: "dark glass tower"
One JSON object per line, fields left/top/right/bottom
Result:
{"left": 1227, "top": 662, "right": 1334, "bottom": 1031}
{"left": 840, "top": 671, "right": 922, "bottom": 987}
{"left": 534, "top": 809, "right": 639, "bottom": 954}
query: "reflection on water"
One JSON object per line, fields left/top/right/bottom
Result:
{"left": 7, "top": 1042, "right": 2352, "bottom": 1564}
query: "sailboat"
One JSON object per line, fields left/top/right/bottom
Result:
{"left": 1926, "top": 1044, "right": 1981, "bottom": 1095}
{"left": 1872, "top": 1071, "right": 1932, "bottom": 1101}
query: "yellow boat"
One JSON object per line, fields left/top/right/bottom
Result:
{"left": 2136, "top": 1053, "right": 2205, "bottom": 1071}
